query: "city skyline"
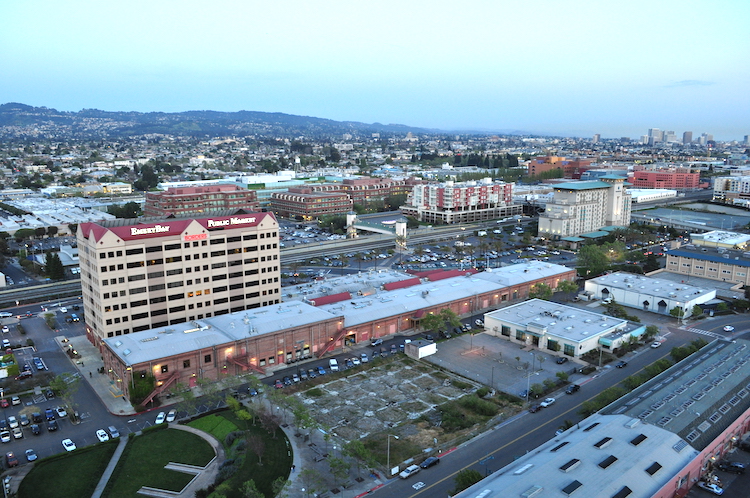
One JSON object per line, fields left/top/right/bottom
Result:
{"left": 1, "top": 0, "right": 748, "bottom": 140}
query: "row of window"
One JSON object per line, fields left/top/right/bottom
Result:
{"left": 99, "top": 233, "right": 278, "bottom": 259}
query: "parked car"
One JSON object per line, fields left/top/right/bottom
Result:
{"left": 47, "top": 420, "right": 58, "bottom": 432}
{"left": 0, "top": 431, "right": 9, "bottom": 443}
{"left": 615, "top": 361, "right": 628, "bottom": 368}
{"left": 328, "top": 359, "right": 339, "bottom": 372}
{"left": 0, "top": 399, "right": 8, "bottom": 408}
{"left": 299, "top": 370, "right": 308, "bottom": 381}
{"left": 565, "top": 384, "right": 580, "bottom": 394}
{"left": 96, "top": 429, "right": 110, "bottom": 442}
{"left": 283, "top": 376, "right": 292, "bottom": 386}
{"left": 717, "top": 461, "right": 745, "bottom": 474}
{"left": 529, "top": 404, "right": 542, "bottom": 413}
{"left": 15, "top": 371, "right": 32, "bottom": 381}
{"left": 556, "top": 357, "right": 568, "bottom": 364}
{"left": 12, "top": 427, "right": 22, "bottom": 439}
{"left": 30, "top": 424, "right": 41, "bottom": 435}
{"left": 420, "top": 456, "right": 440, "bottom": 469}
{"left": 62, "top": 438, "right": 76, "bottom": 452}
{"left": 360, "top": 353, "right": 369, "bottom": 364}
{"left": 371, "top": 338, "right": 383, "bottom": 347}
{"left": 1, "top": 339, "right": 10, "bottom": 349}
{"left": 8, "top": 416, "right": 18, "bottom": 429}
{"left": 55, "top": 406, "right": 67, "bottom": 418}
{"left": 399, "top": 464, "right": 421, "bottom": 479}
{"left": 0, "top": 313, "right": 12, "bottom": 318}
{"left": 25, "top": 449, "right": 37, "bottom": 462}
{"left": 108, "top": 426, "right": 120, "bottom": 438}
{"left": 351, "top": 356, "right": 361, "bottom": 366}
{"left": 696, "top": 481, "right": 724, "bottom": 495}
{"left": 316, "top": 366, "right": 326, "bottom": 376}
{"left": 540, "top": 398, "right": 556, "bottom": 408}
{"left": 5, "top": 451, "right": 18, "bottom": 467}
{"left": 650, "top": 342, "right": 661, "bottom": 348}
{"left": 155, "top": 412, "right": 166, "bottom": 424}
{"left": 307, "top": 369, "right": 317, "bottom": 379}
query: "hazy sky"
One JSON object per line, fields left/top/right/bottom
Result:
{"left": 2, "top": 0, "right": 749, "bottom": 140}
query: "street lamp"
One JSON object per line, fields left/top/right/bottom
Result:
{"left": 526, "top": 352, "right": 535, "bottom": 405}
{"left": 387, "top": 434, "right": 399, "bottom": 474}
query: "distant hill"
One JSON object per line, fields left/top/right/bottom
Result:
{"left": 0, "top": 102, "right": 439, "bottom": 139}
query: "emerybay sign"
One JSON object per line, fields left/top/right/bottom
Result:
{"left": 206, "top": 216, "right": 257, "bottom": 228}
{"left": 130, "top": 224, "right": 171, "bottom": 236}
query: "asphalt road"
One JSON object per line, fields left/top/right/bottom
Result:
{"left": 374, "top": 318, "right": 749, "bottom": 497}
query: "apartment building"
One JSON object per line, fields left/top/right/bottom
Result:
{"left": 713, "top": 175, "right": 750, "bottom": 205}
{"left": 269, "top": 188, "right": 353, "bottom": 220}
{"left": 400, "top": 178, "right": 522, "bottom": 224}
{"left": 308, "top": 177, "right": 421, "bottom": 206}
{"left": 144, "top": 185, "right": 260, "bottom": 217}
{"left": 77, "top": 213, "right": 280, "bottom": 346}
{"left": 538, "top": 176, "right": 632, "bottom": 240}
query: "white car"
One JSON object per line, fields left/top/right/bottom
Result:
{"left": 96, "top": 429, "right": 109, "bottom": 442}
{"left": 360, "top": 353, "right": 369, "bottom": 364}
{"left": 352, "top": 356, "right": 361, "bottom": 366}
{"left": 650, "top": 342, "right": 661, "bottom": 348}
{"left": 540, "top": 397, "right": 556, "bottom": 408}
{"left": 0, "top": 313, "right": 13, "bottom": 318}
{"left": 166, "top": 409, "right": 177, "bottom": 423}
{"left": 1, "top": 326, "right": 8, "bottom": 334}
{"left": 62, "top": 438, "right": 76, "bottom": 452}
{"left": 696, "top": 481, "right": 724, "bottom": 495}
{"left": 155, "top": 412, "right": 166, "bottom": 424}
{"left": 399, "top": 464, "right": 421, "bottom": 479}
{"left": 723, "top": 325, "right": 735, "bottom": 332}
{"left": 59, "top": 307, "right": 67, "bottom": 313}
{"left": 55, "top": 406, "right": 67, "bottom": 418}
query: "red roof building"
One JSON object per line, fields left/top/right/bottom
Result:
{"left": 144, "top": 185, "right": 260, "bottom": 218}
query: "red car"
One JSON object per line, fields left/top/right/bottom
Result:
{"left": 274, "top": 379, "right": 283, "bottom": 389}
{"left": 5, "top": 452, "right": 18, "bottom": 467}
{"left": 0, "top": 399, "right": 9, "bottom": 408}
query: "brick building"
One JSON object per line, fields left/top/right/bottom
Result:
{"left": 269, "top": 188, "right": 353, "bottom": 220}
{"left": 527, "top": 156, "right": 593, "bottom": 179}
{"left": 630, "top": 167, "right": 700, "bottom": 190}
{"left": 77, "top": 213, "right": 280, "bottom": 346}
{"left": 144, "top": 185, "right": 260, "bottom": 217}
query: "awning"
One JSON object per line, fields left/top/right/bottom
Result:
{"left": 413, "top": 309, "right": 426, "bottom": 319}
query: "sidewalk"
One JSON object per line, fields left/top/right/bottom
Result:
{"left": 54, "top": 335, "right": 137, "bottom": 416}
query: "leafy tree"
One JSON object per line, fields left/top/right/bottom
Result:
{"left": 240, "top": 479, "right": 264, "bottom": 498}
{"left": 107, "top": 201, "right": 142, "bottom": 219}
{"left": 669, "top": 306, "right": 686, "bottom": 319}
{"left": 50, "top": 373, "right": 81, "bottom": 422}
{"left": 577, "top": 245, "right": 609, "bottom": 277}
{"left": 452, "top": 469, "right": 484, "bottom": 494}
{"left": 328, "top": 456, "right": 350, "bottom": 486}
{"left": 271, "top": 477, "right": 291, "bottom": 498}
{"left": 247, "top": 434, "right": 266, "bottom": 465}
{"left": 556, "top": 279, "right": 579, "bottom": 297}
{"left": 644, "top": 325, "right": 659, "bottom": 340}
{"left": 46, "top": 226, "right": 58, "bottom": 237}
{"left": 343, "top": 440, "right": 375, "bottom": 476}
{"left": 642, "top": 254, "right": 661, "bottom": 273}
{"left": 529, "top": 283, "right": 553, "bottom": 300}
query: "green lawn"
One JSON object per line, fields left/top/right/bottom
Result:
{"left": 18, "top": 440, "right": 119, "bottom": 498}
{"left": 188, "top": 410, "right": 292, "bottom": 498}
{"left": 102, "top": 427, "right": 216, "bottom": 498}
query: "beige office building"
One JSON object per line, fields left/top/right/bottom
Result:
{"left": 538, "top": 176, "right": 631, "bottom": 240}
{"left": 77, "top": 213, "right": 281, "bottom": 346}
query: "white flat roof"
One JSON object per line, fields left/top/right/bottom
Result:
{"left": 588, "top": 272, "right": 714, "bottom": 302}
{"left": 691, "top": 230, "right": 750, "bottom": 246}
{"left": 486, "top": 299, "right": 629, "bottom": 343}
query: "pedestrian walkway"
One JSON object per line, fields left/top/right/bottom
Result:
{"left": 54, "top": 335, "right": 137, "bottom": 415}
{"left": 92, "top": 436, "right": 128, "bottom": 498}
{"left": 679, "top": 325, "right": 720, "bottom": 338}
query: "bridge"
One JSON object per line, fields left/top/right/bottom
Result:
{"left": 348, "top": 211, "right": 405, "bottom": 236}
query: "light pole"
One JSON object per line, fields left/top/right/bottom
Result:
{"left": 387, "top": 434, "right": 399, "bottom": 475}
{"left": 526, "top": 352, "right": 535, "bottom": 404}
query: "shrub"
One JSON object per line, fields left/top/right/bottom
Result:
{"left": 452, "top": 380, "right": 472, "bottom": 390}
{"left": 306, "top": 388, "right": 324, "bottom": 397}
{"left": 475, "top": 387, "right": 490, "bottom": 398}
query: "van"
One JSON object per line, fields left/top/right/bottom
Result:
{"left": 602, "top": 298, "right": 613, "bottom": 304}
{"left": 328, "top": 358, "right": 339, "bottom": 372}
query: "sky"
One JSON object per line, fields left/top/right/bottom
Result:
{"left": 1, "top": 0, "right": 749, "bottom": 140}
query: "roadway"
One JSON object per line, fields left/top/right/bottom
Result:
{"left": 374, "top": 318, "right": 747, "bottom": 497}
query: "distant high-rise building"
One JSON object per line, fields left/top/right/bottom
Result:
{"left": 683, "top": 131, "right": 693, "bottom": 144}
{"left": 664, "top": 131, "right": 677, "bottom": 143}
{"left": 648, "top": 128, "right": 663, "bottom": 145}
{"left": 744, "top": 135, "right": 749, "bottom": 145}
{"left": 592, "top": 134, "right": 601, "bottom": 143}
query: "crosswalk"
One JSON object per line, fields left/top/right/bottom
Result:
{"left": 680, "top": 326, "right": 720, "bottom": 338}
